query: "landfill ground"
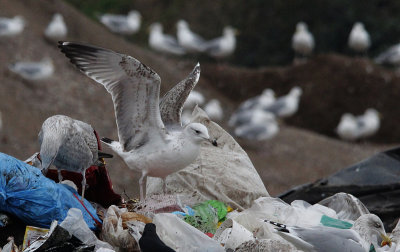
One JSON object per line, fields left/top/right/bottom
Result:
{"left": 0, "top": 0, "right": 397, "bottom": 201}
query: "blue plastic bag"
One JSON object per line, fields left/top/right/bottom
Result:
{"left": 0, "top": 152, "right": 101, "bottom": 230}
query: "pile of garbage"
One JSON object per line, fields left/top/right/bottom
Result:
{"left": 1, "top": 109, "right": 400, "bottom": 251}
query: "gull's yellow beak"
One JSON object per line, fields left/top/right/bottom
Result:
{"left": 381, "top": 233, "right": 392, "bottom": 247}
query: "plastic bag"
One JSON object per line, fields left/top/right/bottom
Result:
{"left": 152, "top": 213, "right": 224, "bottom": 252}
{"left": 0, "top": 153, "right": 101, "bottom": 230}
{"left": 213, "top": 219, "right": 254, "bottom": 250}
{"left": 146, "top": 107, "right": 269, "bottom": 210}
{"left": 101, "top": 205, "right": 139, "bottom": 252}
{"left": 60, "top": 208, "right": 114, "bottom": 251}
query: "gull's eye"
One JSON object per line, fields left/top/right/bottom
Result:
{"left": 195, "top": 130, "right": 200, "bottom": 134}
{"left": 374, "top": 222, "right": 382, "bottom": 229}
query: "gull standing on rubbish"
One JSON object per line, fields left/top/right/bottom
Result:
{"left": 100, "top": 10, "right": 141, "bottom": 35}
{"left": 148, "top": 22, "right": 185, "bottom": 55}
{"left": 0, "top": 16, "right": 24, "bottom": 36}
{"left": 8, "top": 58, "right": 54, "bottom": 81}
{"left": 59, "top": 42, "right": 215, "bottom": 201}
{"left": 263, "top": 86, "right": 302, "bottom": 118}
{"left": 266, "top": 214, "right": 391, "bottom": 252}
{"left": 234, "top": 110, "right": 279, "bottom": 141}
{"left": 44, "top": 13, "right": 67, "bottom": 41}
{"left": 348, "top": 22, "right": 370, "bottom": 54}
{"left": 204, "top": 99, "right": 223, "bottom": 121}
{"left": 203, "top": 26, "right": 237, "bottom": 58}
{"left": 25, "top": 115, "right": 112, "bottom": 200}
{"left": 292, "top": 22, "right": 314, "bottom": 57}
{"left": 177, "top": 20, "right": 207, "bottom": 53}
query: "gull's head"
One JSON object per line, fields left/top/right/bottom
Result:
{"left": 185, "top": 123, "right": 211, "bottom": 144}
{"left": 296, "top": 22, "right": 307, "bottom": 32}
{"left": 353, "top": 22, "right": 364, "bottom": 30}
{"left": 25, "top": 152, "right": 42, "bottom": 168}
{"left": 262, "top": 88, "right": 275, "bottom": 98}
{"left": 54, "top": 13, "right": 63, "bottom": 22}
{"left": 128, "top": 10, "right": 141, "bottom": 23}
{"left": 223, "top": 26, "right": 238, "bottom": 36}
{"left": 149, "top": 22, "right": 162, "bottom": 33}
{"left": 365, "top": 108, "right": 379, "bottom": 118}
{"left": 353, "top": 214, "right": 391, "bottom": 248}
{"left": 177, "top": 20, "right": 188, "bottom": 30}
{"left": 290, "top": 86, "right": 303, "bottom": 97}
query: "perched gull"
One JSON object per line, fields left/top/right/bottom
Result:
{"left": 336, "top": 109, "right": 380, "bottom": 141}
{"left": 375, "top": 43, "right": 400, "bottom": 66}
{"left": 8, "top": 58, "right": 54, "bottom": 81}
{"left": 25, "top": 115, "right": 111, "bottom": 200}
{"left": 203, "top": 26, "right": 237, "bottom": 58}
{"left": 59, "top": 42, "right": 215, "bottom": 201}
{"left": 148, "top": 22, "right": 185, "bottom": 55}
{"left": 292, "top": 22, "right": 314, "bottom": 57}
{"left": 348, "top": 22, "right": 370, "bottom": 53}
{"left": 237, "top": 88, "right": 276, "bottom": 113}
{"left": 183, "top": 90, "right": 205, "bottom": 110}
{"left": 263, "top": 86, "right": 302, "bottom": 118}
{"left": 0, "top": 16, "right": 24, "bottom": 36}
{"left": 266, "top": 214, "right": 391, "bottom": 252}
{"left": 176, "top": 20, "right": 206, "bottom": 53}
{"left": 44, "top": 13, "right": 67, "bottom": 40}
{"left": 234, "top": 112, "right": 279, "bottom": 141}
{"left": 204, "top": 99, "right": 223, "bottom": 121}
{"left": 100, "top": 10, "right": 141, "bottom": 35}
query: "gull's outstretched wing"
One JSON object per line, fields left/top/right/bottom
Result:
{"left": 59, "top": 42, "right": 165, "bottom": 151}
{"left": 159, "top": 63, "right": 200, "bottom": 126}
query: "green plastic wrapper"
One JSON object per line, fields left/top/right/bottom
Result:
{"left": 320, "top": 215, "right": 353, "bottom": 229}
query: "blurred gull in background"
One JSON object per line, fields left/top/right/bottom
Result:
{"left": 375, "top": 43, "right": 400, "bottom": 66}
{"left": 266, "top": 214, "right": 391, "bottom": 251}
{"left": 181, "top": 90, "right": 205, "bottom": 125}
{"left": 263, "top": 86, "right": 302, "bottom": 118}
{"left": 176, "top": 20, "right": 207, "bottom": 53}
{"left": 0, "top": 15, "right": 25, "bottom": 36}
{"left": 237, "top": 88, "right": 276, "bottom": 112}
{"left": 8, "top": 58, "right": 54, "bottom": 81}
{"left": 100, "top": 10, "right": 141, "bottom": 35}
{"left": 348, "top": 22, "right": 370, "bottom": 54}
{"left": 44, "top": 13, "right": 67, "bottom": 41}
{"left": 204, "top": 99, "right": 224, "bottom": 121}
{"left": 292, "top": 22, "right": 314, "bottom": 57}
{"left": 204, "top": 26, "right": 237, "bottom": 58}
{"left": 233, "top": 110, "right": 279, "bottom": 141}
{"left": 336, "top": 108, "right": 380, "bottom": 141}
{"left": 148, "top": 22, "right": 185, "bottom": 55}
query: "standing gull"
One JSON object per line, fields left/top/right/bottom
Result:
{"left": 203, "top": 26, "right": 237, "bottom": 58}
{"left": 336, "top": 109, "right": 380, "bottom": 141}
{"left": 8, "top": 58, "right": 54, "bottom": 81}
{"left": 292, "top": 22, "right": 314, "bottom": 58}
{"left": 348, "top": 22, "right": 370, "bottom": 54}
{"left": 176, "top": 20, "right": 207, "bottom": 53}
{"left": 148, "top": 22, "right": 185, "bottom": 55}
{"left": 0, "top": 16, "right": 25, "bottom": 36}
{"left": 44, "top": 13, "right": 67, "bottom": 41}
{"left": 204, "top": 99, "right": 223, "bottom": 121}
{"left": 266, "top": 214, "right": 391, "bottom": 251}
{"left": 375, "top": 43, "right": 400, "bottom": 66}
{"left": 100, "top": 10, "right": 141, "bottom": 35}
{"left": 263, "top": 86, "right": 302, "bottom": 118}
{"left": 25, "top": 115, "right": 111, "bottom": 200}
{"left": 59, "top": 42, "right": 214, "bottom": 201}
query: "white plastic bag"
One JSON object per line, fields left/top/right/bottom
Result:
{"left": 146, "top": 107, "right": 269, "bottom": 210}
{"left": 60, "top": 208, "right": 114, "bottom": 251}
{"left": 152, "top": 213, "right": 224, "bottom": 252}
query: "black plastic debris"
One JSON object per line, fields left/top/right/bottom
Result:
{"left": 0, "top": 212, "right": 26, "bottom": 247}
{"left": 279, "top": 146, "right": 400, "bottom": 230}
{"left": 24, "top": 221, "right": 95, "bottom": 252}
{"left": 139, "top": 223, "right": 176, "bottom": 252}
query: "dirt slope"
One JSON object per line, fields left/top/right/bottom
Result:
{"left": 0, "top": 0, "right": 394, "bottom": 198}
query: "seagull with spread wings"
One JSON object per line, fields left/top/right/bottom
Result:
{"left": 59, "top": 42, "right": 215, "bottom": 201}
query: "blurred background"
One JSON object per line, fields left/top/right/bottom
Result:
{"left": 0, "top": 0, "right": 399, "bottom": 198}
